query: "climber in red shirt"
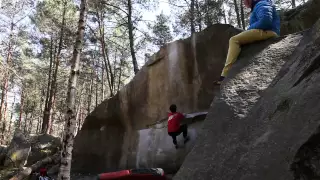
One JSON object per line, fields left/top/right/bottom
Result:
{"left": 167, "top": 104, "right": 190, "bottom": 149}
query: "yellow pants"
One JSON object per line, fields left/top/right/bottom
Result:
{"left": 221, "top": 29, "right": 278, "bottom": 77}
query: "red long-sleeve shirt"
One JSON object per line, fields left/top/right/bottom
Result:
{"left": 167, "top": 112, "right": 184, "bottom": 132}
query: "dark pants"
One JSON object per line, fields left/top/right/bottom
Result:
{"left": 168, "top": 124, "right": 188, "bottom": 145}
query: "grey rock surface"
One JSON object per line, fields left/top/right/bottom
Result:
{"left": 174, "top": 20, "right": 320, "bottom": 180}
{"left": 0, "top": 145, "right": 7, "bottom": 165}
{"left": 27, "top": 134, "right": 60, "bottom": 166}
{"left": 72, "top": 24, "right": 241, "bottom": 173}
{"left": 119, "top": 119, "right": 203, "bottom": 174}
{"left": 281, "top": 0, "right": 320, "bottom": 35}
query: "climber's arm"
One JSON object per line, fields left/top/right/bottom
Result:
{"left": 248, "top": 1, "right": 273, "bottom": 30}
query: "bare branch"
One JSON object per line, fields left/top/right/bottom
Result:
{"left": 101, "top": 2, "right": 129, "bottom": 16}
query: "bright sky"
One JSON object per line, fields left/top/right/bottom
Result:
{"left": 143, "top": 0, "right": 171, "bottom": 21}
{"left": 135, "top": 0, "right": 174, "bottom": 66}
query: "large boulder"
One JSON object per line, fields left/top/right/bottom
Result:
{"left": 72, "top": 24, "right": 241, "bottom": 173}
{"left": 26, "top": 134, "right": 60, "bottom": 166}
{"left": 4, "top": 130, "right": 31, "bottom": 168}
{"left": 174, "top": 20, "right": 320, "bottom": 179}
{"left": 0, "top": 145, "right": 7, "bottom": 165}
{"left": 1, "top": 130, "right": 60, "bottom": 169}
{"left": 281, "top": 0, "right": 320, "bottom": 35}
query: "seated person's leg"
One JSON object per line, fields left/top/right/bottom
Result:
{"left": 217, "top": 29, "right": 278, "bottom": 84}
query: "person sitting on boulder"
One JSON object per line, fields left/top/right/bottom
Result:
{"left": 214, "top": 0, "right": 280, "bottom": 85}
{"left": 167, "top": 104, "right": 190, "bottom": 149}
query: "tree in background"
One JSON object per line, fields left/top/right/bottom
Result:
{"left": 0, "top": 0, "right": 36, "bottom": 143}
{"left": 150, "top": 12, "right": 173, "bottom": 48}
{"left": 169, "top": 0, "right": 307, "bottom": 38}
{"left": 170, "top": 0, "right": 225, "bottom": 37}
{"left": 233, "top": 0, "right": 241, "bottom": 28}
{"left": 240, "top": 0, "right": 246, "bottom": 29}
{"left": 57, "top": 0, "right": 87, "bottom": 178}
{"left": 127, "top": 0, "right": 139, "bottom": 74}
{"left": 32, "top": 0, "right": 78, "bottom": 134}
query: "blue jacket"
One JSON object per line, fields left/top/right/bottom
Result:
{"left": 248, "top": 0, "right": 280, "bottom": 35}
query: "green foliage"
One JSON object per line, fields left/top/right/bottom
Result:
{"left": 150, "top": 12, "right": 173, "bottom": 47}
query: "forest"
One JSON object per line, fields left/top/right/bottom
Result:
{"left": 0, "top": 0, "right": 307, "bottom": 179}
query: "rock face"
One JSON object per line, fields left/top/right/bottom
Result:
{"left": 119, "top": 112, "right": 207, "bottom": 174}
{"left": 72, "top": 24, "right": 241, "bottom": 173}
{"left": 73, "top": 112, "right": 207, "bottom": 174}
{"left": 1, "top": 130, "right": 60, "bottom": 169}
{"left": 26, "top": 134, "right": 60, "bottom": 166}
{"left": 0, "top": 145, "right": 7, "bottom": 165}
{"left": 174, "top": 20, "right": 320, "bottom": 180}
{"left": 281, "top": 0, "right": 320, "bottom": 35}
{"left": 4, "top": 130, "right": 31, "bottom": 167}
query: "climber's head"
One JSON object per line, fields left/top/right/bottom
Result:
{"left": 247, "top": 0, "right": 273, "bottom": 9}
{"left": 169, "top": 104, "right": 177, "bottom": 113}
{"left": 244, "top": 0, "right": 252, "bottom": 8}
{"left": 39, "top": 168, "right": 47, "bottom": 176}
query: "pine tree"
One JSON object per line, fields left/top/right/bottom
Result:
{"left": 151, "top": 12, "right": 173, "bottom": 47}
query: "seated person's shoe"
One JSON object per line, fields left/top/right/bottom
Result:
{"left": 213, "top": 76, "right": 225, "bottom": 85}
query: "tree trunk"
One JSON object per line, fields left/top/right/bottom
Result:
{"left": 95, "top": 68, "right": 98, "bottom": 107}
{"left": 18, "top": 87, "right": 24, "bottom": 128}
{"left": 28, "top": 112, "right": 34, "bottom": 133}
{"left": 57, "top": 0, "right": 87, "bottom": 179}
{"left": 50, "top": 78, "right": 59, "bottom": 134}
{"left": 127, "top": 0, "right": 139, "bottom": 74}
{"left": 195, "top": 0, "right": 202, "bottom": 31}
{"left": 77, "top": 107, "right": 83, "bottom": 133}
{"left": 112, "top": 49, "right": 117, "bottom": 92}
{"left": 1, "top": 118, "right": 6, "bottom": 144}
{"left": 49, "top": 96, "right": 56, "bottom": 134}
{"left": 38, "top": 89, "right": 45, "bottom": 133}
{"left": 87, "top": 69, "right": 93, "bottom": 115}
{"left": 8, "top": 95, "right": 15, "bottom": 134}
{"left": 204, "top": 0, "right": 212, "bottom": 26}
{"left": 190, "top": 0, "right": 196, "bottom": 34}
{"left": 0, "top": 22, "right": 13, "bottom": 126}
{"left": 2, "top": 92, "right": 8, "bottom": 135}
{"left": 101, "top": 59, "right": 104, "bottom": 101}
{"left": 42, "top": 37, "right": 54, "bottom": 133}
{"left": 240, "top": 0, "right": 246, "bottom": 29}
{"left": 233, "top": 0, "right": 241, "bottom": 28}
{"left": 117, "top": 55, "right": 124, "bottom": 92}
{"left": 24, "top": 112, "right": 28, "bottom": 133}
{"left": 0, "top": 79, "right": 6, "bottom": 128}
{"left": 42, "top": 0, "right": 67, "bottom": 134}
{"left": 224, "top": 9, "right": 227, "bottom": 24}
{"left": 75, "top": 83, "right": 85, "bottom": 134}
{"left": 105, "top": 45, "right": 115, "bottom": 95}
{"left": 97, "top": 12, "right": 114, "bottom": 96}
{"left": 292, "top": 0, "right": 296, "bottom": 8}
{"left": 37, "top": 117, "right": 41, "bottom": 134}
